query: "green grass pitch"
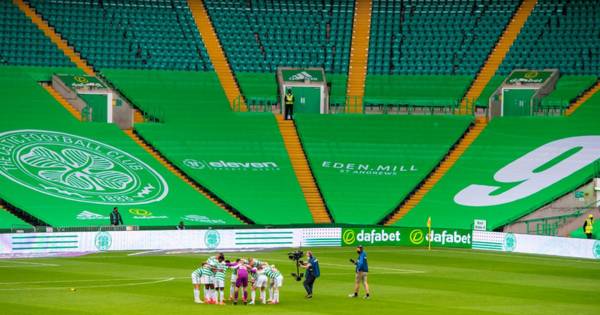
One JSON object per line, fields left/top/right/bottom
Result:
{"left": 1, "top": 247, "right": 599, "bottom": 315}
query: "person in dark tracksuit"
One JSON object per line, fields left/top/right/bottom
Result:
{"left": 349, "top": 245, "right": 370, "bottom": 299}
{"left": 301, "top": 251, "right": 320, "bottom": 298}
{"left": 110, "top": 207, "right": 123, "bottom": 226}
{"left": 284, "top": 89, "right": 294, "bottom": 120}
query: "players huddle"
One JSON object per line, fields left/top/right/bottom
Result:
{"left": 191, "top": 253, "right": 284, "bottom": 305}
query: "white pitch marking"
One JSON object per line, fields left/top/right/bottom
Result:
{"left": 127, "top": 250, "right": 165, "bottom": 256}
{"left": 0, "top": 260, "right": 59, "bottom": 268}
{"left": 0, "top": 277, "right": 175, "bottom": 291}
{"left": 265, "top": 258, "right": 425, "bottom": 274}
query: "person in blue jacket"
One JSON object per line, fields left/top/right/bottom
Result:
{"left": 349, "top": 245, "right": 370, "bottom": 299}
{"left": 301, "top": 250, "right": 320, "bottom": 298}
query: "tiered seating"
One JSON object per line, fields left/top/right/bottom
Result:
{"left": 364, "top": 75, "right": 472, "bottom": 108}
{"left": 0, "top": 67, "right": 239, "bottom": 227}
{"left": 397, "top": 116, "right": 600, "bottom": 230}
{"left": 369, "top": 0, "right": 519, "bottom": 75}
{"left": 236, "top": 72, "right": 348, "bottom": 107}
{"left": 571, "top": 91, "right": 600, "bottom": 119}
{"left": 498, "top": 0, "right": 599, "bottom": 76}
{"left": 26, "top": 0, "right": 212, "bottom": 70}
{"left": 541, "top": 76, "right": 597, "bottom": 108}
{"left": 103, "top": 70, "right": 315, "bottom": 224}
{"left": 475, "top": 75, "right": 505, "bottom": 107}
{"left": 0, "top": 208, "right": 31, "bottom": 229}
{"left": 365, "top": 0, "right": 519, "bottom": 108}
{"left": 102, "top": 70, "right": 231, "bottom": 121}
{"left": 0, "top": 2, "right": 72, "bottom": 67}
{"left": 295, "top": 114, "right": 473, "bottom": 224}
{"left": 204, "top": 0, "right": 354, "bottom": 73}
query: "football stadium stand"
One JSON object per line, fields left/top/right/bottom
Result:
{"left": 396, "top": 116, "right": 600, "bottom": 230}
{"left": 26, "top": 0, "right": 212, "bottom": 71}
{"left": 541, "top": 76, "right": 598, "bottom": 108}
{"left": 0, "top": 204, "right": 32, "bottom": 229}
{"left": 102, "top": 69, "right": 316, "bottom": 224}
{"left": 102, "top": 69, "right": 230, "bottom": 120}
{"left": 498, "top": 0, "right": 600, "bottom": 76}
{"left": 236, "top": 72, "right": 349, "bottom": 108}
{"left": 0, "top": 1, "right": 72, "bottom": 67}
{"left": 461, "top": 0, "right": 536, "bottom": 110}
{"left": 203, "top": 0, "right": 354, "bottom": 74}
{"left": 294, "top": 114, "right": 473, "bottom": 224}
{"left": 364, "top": 75, "right": 472, "bottom": 108}
{"left": 366, "top": 0, "right": 525, "bottom": 109}
{"left": 474, "top": 75, "right": 505, "bottom": 107}
{"left": 0, "top": 67, "right": 240, "bottom": 227}
{"left": 368, "top": 0, "right": 520, "bottom": 75}
{"left": 569, "top": 87, "right": 600, "bottom": 118}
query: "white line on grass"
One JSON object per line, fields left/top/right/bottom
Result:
{"left": 265, "top": 258, "right": 425, "bottom": 274}
{"left": 0, "top": 260, "right": 59, "bottom": 268}
{"left": 127, "top": 250, "right": 165, "bottom": 256}
{"left": 0, "top": 277, "right": 175, "bottom": 291}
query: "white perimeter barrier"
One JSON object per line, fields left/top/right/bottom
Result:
{"left": 0, "top": 228, "right": 341, "bottom": 257}
{"left": 1, "top": 228, "right": 599, "bottom": 260}
{"left": 472, "top": 230, "right": 600, "bottom": 260}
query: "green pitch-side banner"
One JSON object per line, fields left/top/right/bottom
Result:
{"left": 341, "top": 227, "right": 472, "bottom": 248}
{"left": 282, "top": 70, "right": 324, "bottom": 82}
{"left": 506, "top": 70, "right": 552, "bottom": 85}
{"left": 56, "top": 74, "right": 106, "bottom": 90}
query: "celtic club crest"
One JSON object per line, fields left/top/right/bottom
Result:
{"left": 503, "top": 233, "right": 516, "bottom": 252}
{"left": 204, "top": 230, "right": 221, "bottom": 249}
{"left": 593, "top": 241, "right": 600, "bottom": 259}
{"left": 95, "top": 231, "right": 112, "bottom": 251}
{"left": 0, "top": 130, "right": 168, "bottom": 205}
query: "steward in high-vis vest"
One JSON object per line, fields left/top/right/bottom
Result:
{"left": 284, "top": 89, "right": 295, "bottom": 120}
{"left": 583, "top": 214, "right": 594, "bottom": 239}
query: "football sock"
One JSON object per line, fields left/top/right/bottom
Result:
{"left": 260, "top": 290, "right": 266, "bottom": 303}
{"left": 251, "top": 290, "right": 256, "bottom": 303}
{"left": 193, "top": 288, "right": 200, "bottom": 300}
{"left": 219, "top": 290, "right": 224, "bottom": 303}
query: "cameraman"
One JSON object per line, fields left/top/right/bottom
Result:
{"left": 300, "top": 251, "right": 320, "bottom": 298}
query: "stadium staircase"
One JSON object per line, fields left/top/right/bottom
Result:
{"left": 41, "top": 83, "right": 81, "bottom": 121}
{"left": 565, "top": 82, "right": 600, "bottom": 116}
{"left": 460, "top": 0, "right": 537, "bottom": 112}
{"left": 13, "top": 0, "right": 94, "bottom": 75}
{"left": 187, "top": 0, "right": 246, "bottom": 111}
{"left": 384, "top": 117, "right": 488, "bottom": 225}
{"left": 123, "top": 129, "right": 249, "bottom": 224}
{"left": 345, "top": 0, "right": 372, "bottom": 113}
{"left": 275, "top": 115, "right": 331, "bottom": 224}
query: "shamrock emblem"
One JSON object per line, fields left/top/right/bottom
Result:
{"left": 20, "top": 146, "right": 133, "bottom": 192}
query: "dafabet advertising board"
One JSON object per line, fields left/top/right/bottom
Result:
{"left": 341, "top": 227, "right": 472, "bottom": 248}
